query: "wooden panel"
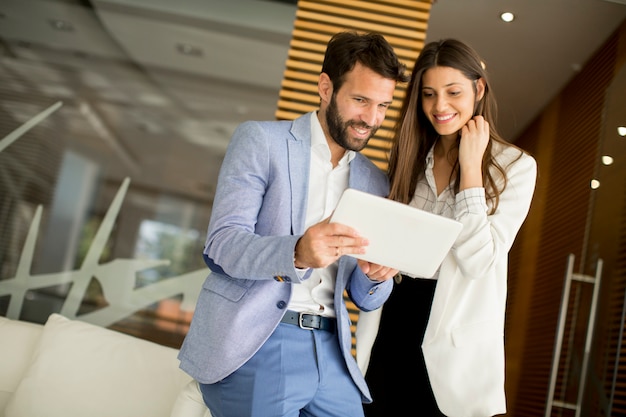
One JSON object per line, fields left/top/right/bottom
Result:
{"left": 275, "top": 0, "right": 432, "bottom": 170}
{"left": 506, "top": 22, "right": 626, "bottom": 416}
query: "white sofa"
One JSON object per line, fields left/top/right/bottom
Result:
{"left": 0, "top": 313, "right": 211, "bottom": 417}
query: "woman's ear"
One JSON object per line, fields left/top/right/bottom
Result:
{"left": 318, "top": 72, "right": 333, "bottom": 103}
{"left": 475, "top": 77, "right": 486, "bottom": 101}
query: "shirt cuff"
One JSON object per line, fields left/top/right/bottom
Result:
{"left": 455, "top": 187, "right": 487, "bottom": 216}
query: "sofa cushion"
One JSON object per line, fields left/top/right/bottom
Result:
{"left": 0, "top": 316, "right": 43, "bottom": 415}
{"left": 5, "top": 313, "right": 192, "bottom": 417}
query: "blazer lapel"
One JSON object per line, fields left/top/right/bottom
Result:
{"left": 348, "top": 156, "right": 372, "bottom": 191}
{"left": 288, "top": 113, "right": 313, "bottom": 235}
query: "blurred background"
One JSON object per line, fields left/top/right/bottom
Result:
{"left": 1, "top": 1, "right": 626, "bottom": 415}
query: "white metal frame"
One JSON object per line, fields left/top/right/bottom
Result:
{"left": 545, "top": 253, "right": 603, "bottom": 417}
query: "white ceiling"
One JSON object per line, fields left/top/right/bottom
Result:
{"left": 1, "top": 0, "right": 625, "bottom": 198}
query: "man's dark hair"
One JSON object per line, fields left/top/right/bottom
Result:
{"left": 321, "top": 31, "right": 409, "bottom": 91}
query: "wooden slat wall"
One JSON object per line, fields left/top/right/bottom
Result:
{"left": 583, "top": 25, "right": 626, "bottom": 416}
{"left": 600, "top": 211, "right": 626, "bottom": 415}
{"left": 506, "top": 20, "right": 626, "bottom": 416}
{"left": 275, "top": 0, "right": 433, "bottom": 170}
{"left": 275, "top": 0, "right": 433, "bottom": 357}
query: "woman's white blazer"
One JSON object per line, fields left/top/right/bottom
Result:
{"left": 356, "top": 143, "right": 537, "bottom": 417}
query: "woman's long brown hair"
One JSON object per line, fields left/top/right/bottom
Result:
{"left": 387, "top": 39, "right": 525, "bottom": 214}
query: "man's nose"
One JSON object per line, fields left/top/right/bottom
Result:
{"left": 360, "top": 105, "right": 378, "bottom": 127}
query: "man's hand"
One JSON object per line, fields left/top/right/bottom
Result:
{"left": 294, "top": 217, "right": 369, "bottom": 269}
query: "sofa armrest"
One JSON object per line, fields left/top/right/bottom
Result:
{"left": 170, "top": 380, "right": 212, "bottom": 417}
{"left": 0, "top": 316, "right": 43, "bottom": 415}
{"left": 4, "top": 314, "right": 193, "bottom": 417}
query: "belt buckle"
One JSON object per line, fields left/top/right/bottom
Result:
{"left": 298, "top": 312, "right": 316, "bottom": 330}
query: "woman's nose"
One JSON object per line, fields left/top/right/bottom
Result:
{"left": 434, "top": 96, "right": 448, "bottom": 111}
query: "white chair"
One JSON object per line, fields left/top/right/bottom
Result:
{"left": 170, "top": 379, "right": 213, "bottom": 417}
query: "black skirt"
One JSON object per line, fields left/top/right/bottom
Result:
{"left": 363, "top": 275, "right": 445, "bottom": 417}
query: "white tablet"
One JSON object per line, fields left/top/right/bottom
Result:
{"left": 330, "top": 188, "right": 463, "bottom": 278}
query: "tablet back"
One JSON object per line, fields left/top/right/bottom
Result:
{"left": 330, "top": 188, "right": 463, "bottom": 278}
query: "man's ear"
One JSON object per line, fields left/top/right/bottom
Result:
{"left": 318, "top": 72, "right": 333, "bottom": 103}
{"left": 475, "top": 77, "right": 486, "bottom": 101}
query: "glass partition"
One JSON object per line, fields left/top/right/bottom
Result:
{"left": 581, "top": 62, "right": 626, "bottom": 416}
{"left": 0, "top": 36, "right": 281, "bottom": 349}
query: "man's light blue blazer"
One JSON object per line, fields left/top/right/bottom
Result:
{"left": 178, "top": 112, "right": 393, "bottom": 403}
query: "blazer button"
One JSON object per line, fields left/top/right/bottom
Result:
{"left": 273, "top": 275, "right": 293, "bottom": 283}
{"left": 277, "top": 301, "right": 287, "bottom": 309}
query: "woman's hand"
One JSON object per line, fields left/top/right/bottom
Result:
{"left": 458, "top": 115, "right": 489, "bottom": 190}
{"left": 358, "top": 259, "right": 398, "bottom": 282}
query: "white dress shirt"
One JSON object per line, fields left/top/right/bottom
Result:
{"left": 288, "top": 112, "right": 354, "bottom": 318}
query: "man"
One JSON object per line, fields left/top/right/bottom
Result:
{"left": 178, "top": 31, "right": 408, "bottom": 417}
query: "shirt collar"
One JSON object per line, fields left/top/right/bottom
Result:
{"left": 426, "top": 144, "right": 435, "bottom": 169}
{"left": 311, "top": 112, "right": 356, "bottom": 166}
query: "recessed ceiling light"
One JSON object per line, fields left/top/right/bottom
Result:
{"left": 48, "top": 19, "right": 74, "bottom": 32}
{"left": 176, "top": 43, "right": 203, "bottom": 57}
{"left": 590, "top": 179, "right": 600, "bottom": 189}
{"left": 602, "top": 155, "right": 614, "bottom": 165}
{"left": 500, "top": 12, "right": 515, "bottom": 23}
{"left": 618, "top": 126, "right": 626, "bottom": 136}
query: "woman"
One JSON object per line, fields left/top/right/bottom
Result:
{"left": 361, "top": 39, "right": 537, "bottom": 417}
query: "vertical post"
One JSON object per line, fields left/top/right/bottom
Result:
{"left": 607, "top": 285, "right": 626, "bottom": 414}
{"left": 574, "top": 259, "right": 603, "bottom": 417}
{"left": 545, "top": 255, "right": 603, "bottom": 416}
{"left": 545, "top": 254, "right": 575, "bottom": 417}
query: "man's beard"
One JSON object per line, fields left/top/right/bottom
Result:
{"left": 325, "top": 94, "right": 379, "bottom": 152}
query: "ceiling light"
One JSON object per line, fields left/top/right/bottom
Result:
{"left": 500, "top": 12, "right": 515, "bottom": 23}
{"left": 590, "top": 179, "right": 600, "bottom": 189}
{"left": 176, "top": 43, "right": 203, "bottom": 57}
{"left": 618, "top": 126, "right": 626, "bottom": 136}
{"left": 48, "top": 19, "right": 74, "bottom": 32}
{"left": 602, "top": 155, "right": 614, "bottom": 165}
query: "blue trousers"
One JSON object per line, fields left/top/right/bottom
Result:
{"left": 199, "top": 321, "right": 365, "bottom": 417}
